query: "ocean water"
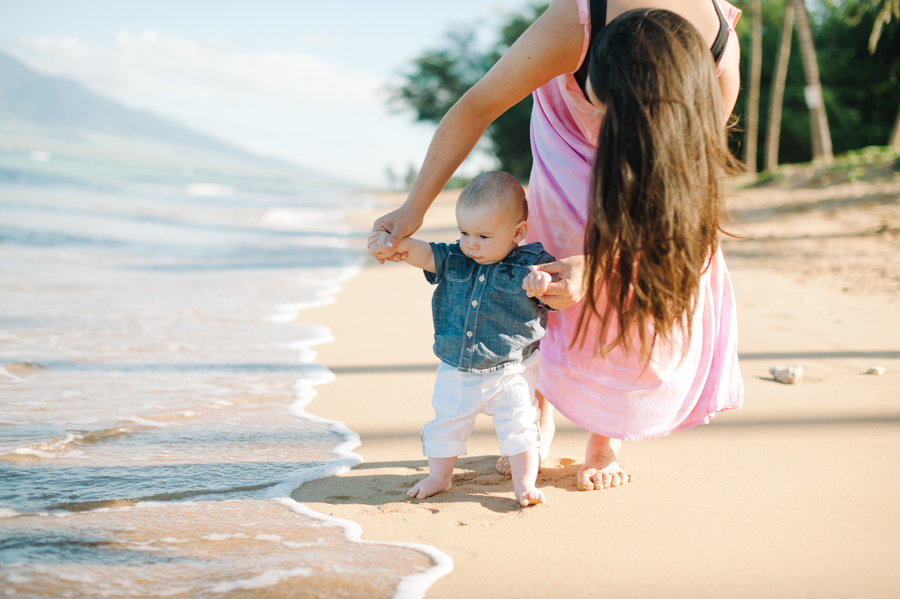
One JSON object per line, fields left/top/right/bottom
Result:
{"left": 0, "top": 175, "right": 450, "bottom": 597}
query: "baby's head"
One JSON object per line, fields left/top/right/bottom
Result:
{"left": 455, "top": 171, "right": 528, "bottom": 264}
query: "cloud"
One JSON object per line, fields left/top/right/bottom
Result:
{"left": 0, "top": 30, "right": 446, "bottom": 185}
{"left": 2, "top": 30, "right": 383, "bottom": 109}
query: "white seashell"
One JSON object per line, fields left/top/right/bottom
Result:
{"left": 866, "top": 366, "right": 886, "bottom": 375}
{"left": 770, "top": 363, "right": 803, "bottom": 384}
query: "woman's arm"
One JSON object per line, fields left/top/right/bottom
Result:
{"left": 372, "top": 0, "right": 585, "bottom": 252}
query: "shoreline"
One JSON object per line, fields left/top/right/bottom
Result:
{"left": 294, "top": 183, "right": 900, "bottom": 598}
{"left": 263, "top": 315, "right": 455, "bottom": 599}
{"left": 0, "top": 185, "right": 452, "bottom": 597}
{"left": 263, "top": 233, "right": 455, "bottom": 598}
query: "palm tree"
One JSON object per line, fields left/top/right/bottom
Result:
{"left": 792, "top": 0, "right": 833, "bottom": 163}
{"left": 765, "top": 2, "right": 795, "bottom": 172}
{"left": 869, "top": 0, "right": 900, "bottom": 148}
{"left": 744, "top": 0, "right": 762, "bottom": 173}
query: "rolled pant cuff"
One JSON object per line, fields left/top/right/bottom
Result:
{"left": 423, "top": 439, "right": 467, "bottom": 458}
{"left": 499, "top": 431, "right": 541, "bottom": 458}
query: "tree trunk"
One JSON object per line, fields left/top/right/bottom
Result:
{"left": 765, "top": 3, "right": 795, "bottom": 172}
{"left": 744, "top": 0, "right": 763, "bottom": 173}
{"left": 891, "top": 104, "right": 900, "bottom": 149}
{"left": 867, "top": 1, "right": 900, "bottom": 148}
{"left": 791, "top": 0, "right": 833, "bottom": 164}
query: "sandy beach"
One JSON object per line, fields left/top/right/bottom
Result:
{"left": 294, "top": 182, "right": 900, "bottom": 598}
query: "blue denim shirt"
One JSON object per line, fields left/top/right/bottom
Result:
{"left": 425, "top": 241, "right": 556, "bottom": 373}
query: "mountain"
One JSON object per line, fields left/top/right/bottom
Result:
{"left": 0, "top": 52, "right": 354, "bottom": 191}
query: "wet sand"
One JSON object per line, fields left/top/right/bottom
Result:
{"left": 293, "top": 183, "right": 900, "bottom": 598}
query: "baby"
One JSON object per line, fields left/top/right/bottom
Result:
{"left": 369, "top": 171, "right": 554, "bottom": 506}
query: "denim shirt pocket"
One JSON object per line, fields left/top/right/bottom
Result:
{"left": 491, "top": 264, "right": 530, "bottom": 294}
{"left": 445, "top": 252, "right": 474, "bottom": 283}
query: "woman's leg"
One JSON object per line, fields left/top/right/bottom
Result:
{"left": 496, "top": 389, "right": 556, "bottom": 475}
{"left": 536, "top": 390, "right": 554, "bottom": 462}
{"left": 576, "top": 433, "right": 632, "bottom": 491}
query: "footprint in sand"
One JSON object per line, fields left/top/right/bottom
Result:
{"left": 450, "top": 473, "right": 478, "bottom": 485}
{"left": 474, "top": 474, "right": 507, "bottom": 485}
{"left": 463, "top": 507, "right": 530, "bottom": 524}
{"left": 536, "top": 458, "right": 578, "bottom": 484}
{"left": 380, "top": 504, "right": 438, "bottom": 516}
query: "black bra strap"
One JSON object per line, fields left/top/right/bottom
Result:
{"left": 574, "top": 0, "right": 607, "bottom": 97}
{"left": 575, "top": 0, "right": 728, "bottom": 100}
{"left": 710, "top": 0, "right": 729, "bottom": 64}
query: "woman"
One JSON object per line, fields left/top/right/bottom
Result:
{"left": 371, "top": 0, "right": 743, "bottom": 491}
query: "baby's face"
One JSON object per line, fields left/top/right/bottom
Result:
{"left": 456, "top": 203, "right": 526, "bottom": 265}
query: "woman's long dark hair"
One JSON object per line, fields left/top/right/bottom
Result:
{"left": 576, "top": 8, "right": 737, "bottom": 361}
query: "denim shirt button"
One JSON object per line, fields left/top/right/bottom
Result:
{"left": 479, "top": 275, "right": 485, "bottom": 282}
{"left": 471, "top": 300, "right": 478, "bottom": 307}
{"left": 466, "top": 331, "right": 473, "bottom": 338}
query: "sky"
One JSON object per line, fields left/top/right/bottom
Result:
{"left": 0, "top": 0, "right": 537, "bottom": 186}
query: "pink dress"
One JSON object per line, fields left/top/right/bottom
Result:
{"left": 525, "top": 0, "right": 744, "bottom": 441}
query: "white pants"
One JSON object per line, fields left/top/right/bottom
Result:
{"left": 422, "top": 351, "right": 542, "bottom": 458}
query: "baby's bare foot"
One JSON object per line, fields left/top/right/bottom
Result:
{"left": 576, "top": 433, "right": 632, "bottom": 491}
{"left": 508, "top": 448, "right": 544, "bottom": 506}
{"left": 407, "top": 475, "right": 452, "bottom": 499}
{"left": 514, "top": 483, "right": 545, "bottom": 507}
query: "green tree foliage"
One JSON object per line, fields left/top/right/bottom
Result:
{"left": 818, "top": 0, "right": 900, "bottom": 153}
{"left": 389, "top": 30, "right": 493, "bottom": 122}
{"left": 388, "top": 4, "right": 549, "bottom": 180}
{"left": 392, "top": 1, "right": 898, "bottom": 173}
{"left": 733, "top": 0, "right": 900, "bottom": 166}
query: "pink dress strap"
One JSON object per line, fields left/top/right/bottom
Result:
{"left": 573, "top": 0, "right": 592, "bottom": 72}
{"left": 565, "top": 0, "right": 600, "bottom": 144}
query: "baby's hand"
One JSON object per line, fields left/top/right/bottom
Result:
{"left": 368, "top": 230, "right": 408, "bottom": 263}
{"left": 522, "top": 269, "right": 552, "bottom": 298}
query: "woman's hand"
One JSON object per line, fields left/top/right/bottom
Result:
{"left": 368, "top": 205, "right": 422, "bottom": 264}
{"left": 524, "top": 255, "right": 586, "bottom": 310}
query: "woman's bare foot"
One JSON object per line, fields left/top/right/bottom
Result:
{"left": 407, "top": 475, "right": 452, "bottom": 499}
{"left": 576, "top": 433, "right": 632, "bottom": 491}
